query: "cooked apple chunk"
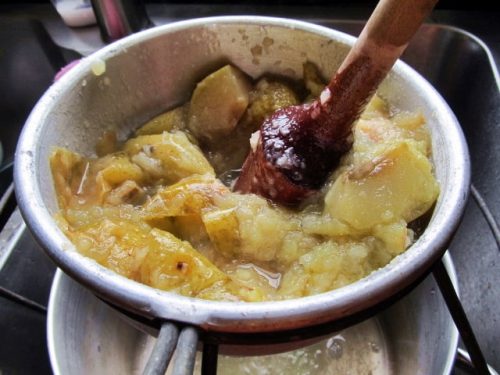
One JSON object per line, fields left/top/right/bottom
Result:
{"left": 123, "top": 131, "right": 214, "bottom": 183}
{"left": 325, "top": 141, "right": 439, "bottom": 231}
{"left": 188, "top": 65, "right": 251, "bottom": 143}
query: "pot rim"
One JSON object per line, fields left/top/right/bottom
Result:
{"left": 14, "top": 16, "right": 470, "bottom": 333}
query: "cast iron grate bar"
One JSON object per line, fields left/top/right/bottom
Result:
{"left": 0, "top": 164, "right": 16, "bottom": 232}
{"left": 433, "top": 260, "right": 490, "bottom": 374}
{"left": 456, "top": 348, "right": 499, "bottom": 375}
{"left": 201, "top": 343, "right": 219, "bottom": 375}
{"left": 0, "top": 284, "right": 47, "bottom": 314}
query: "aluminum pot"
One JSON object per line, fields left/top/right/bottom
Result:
{"left": 14, "top": 16, "right": 470, "bottom": 336}
{"left": 47, "top": 254, "right": 459, "bottom": 374}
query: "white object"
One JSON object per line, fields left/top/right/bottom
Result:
{"left": 52, "top": 0, "right": 97, "bottom": 27}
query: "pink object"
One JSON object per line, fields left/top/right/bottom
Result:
{"left": 54, "top": 59, "right": 81, "bottom": 82}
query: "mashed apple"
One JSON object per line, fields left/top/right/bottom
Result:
{"left": 50, "top": 64, "right": 439, "bottom": 302}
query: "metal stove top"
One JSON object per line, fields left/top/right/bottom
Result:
{"left": 0, "top": 3, "right": 498, "bottom": 374}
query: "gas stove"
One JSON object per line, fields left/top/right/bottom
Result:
{"left": 0, "top": 3, "right": 498, "bottom": 374}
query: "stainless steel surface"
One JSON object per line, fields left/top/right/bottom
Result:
{"left": 455, "top": 348, "right": 499, "bottom": 375}
{"left": 14, "top": 16, "right": 470, "bottom": 335}
{"left": 47, "top": 253, "right": 459, "bottom": 374}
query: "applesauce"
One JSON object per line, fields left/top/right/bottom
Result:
{"left": 50, "top": 64, "right": 439, "bottom": 302}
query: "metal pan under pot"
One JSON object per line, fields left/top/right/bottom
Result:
{"left": 47, "top": 253, "right": 459, "bottom": 374}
